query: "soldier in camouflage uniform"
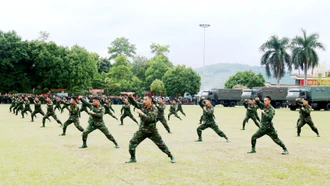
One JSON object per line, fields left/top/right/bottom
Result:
{"left": 168, "top": 100, "right": 182, "bottom": 121}
{"left": 155, "top": 97, "right": 171, "bottom": 133}
{"left": 31, "top": 97, "right": 50, "bottom": 122}
{"left": 79, "top": 97, "right": 90, "bottom": 117}
{"left": 21, "top": 97, "right": 32, "bottom": 118}
{"left": 9, "top": 96, "right": 16, "bottom": 112}
{"left": 126, "top": 94, "right": 176, "bottom": 163}
{"left": 15, "top": 96, "right": 24, "bottom": 116}
{"left": 53, "top": 97, "right": 62, "bottom": 112}
{"left": 198, "top": 97, "right": 205, "bottom": 124}
{"left": 41, "top": 97, "right": 62, "bottom": 127}
{"left": 176, "top": 99, "right": 186, "bottom": 117}
{"left": 241, "top": 99, "right": 260, "bottom": 130}
{"left": 78, "top": 96, "right": 119, "bottom": 148}
{"left": 61, "top": 97, "right": 70, "bottom": 113}
{"left": 296, "top": 98, "right": 320, "bottom": 137}
{"left": 120, "top": 98, "right": 138, "bottom": 125}
{"left": 104, "top": 98, "right": 118, "bottom": 120}
{"left": 248, "top": 96, "right": 289, "bottom": 155}
{"left": 195, "top": 97, "right": 229, "bottom": 142}
{"left": 60, "top": 97, "right": 84, "bottom": 136}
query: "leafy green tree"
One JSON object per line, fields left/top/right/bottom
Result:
{"left": 260, "top": 35, "right": 291, "bottom": 87}
{"left": 224, "top": 70, "right": 265, "bottom": 89}
{"left": 150, "top": 79, "right": 165, "bottom": 95}
{"left": 145, "top": 61, "right": 170, "bottom": 89}
{"left": 97, "top": 57, "right": 111, "bottom": 73}
{"left": 132, "top": 56, "right": 149, "bottom": 82}
{"left": 150, "top": 43, "right": 170, "bottom": 56}
{"left": 108, "top": 37, "right": 136, "bottom": 61}
{"left": 162, "top": 65, "right": 201, "bottom": 96}
{"left": 291, "top": 29, "right": 326, "bottom": 85}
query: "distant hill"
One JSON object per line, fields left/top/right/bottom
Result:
{"left": 194, "top": 63, "right": 294, "bottom": 89}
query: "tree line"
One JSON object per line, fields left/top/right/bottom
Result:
{"left": 0, "top": 31, "right": 201, "bottom": 96}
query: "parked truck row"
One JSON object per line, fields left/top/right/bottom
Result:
{"left": 201, "top": 86, "right": 330, "bottom": 111}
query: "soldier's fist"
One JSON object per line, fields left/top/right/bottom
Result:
{"left": 255, "top": 97, "right": 260, "bottom": 101}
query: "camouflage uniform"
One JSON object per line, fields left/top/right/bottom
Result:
{"left": 21, "top": 99, "right": 32, "bottom": 118}
{"left": 127, "top": 96, "right": 175, "bottom": 163}
{"left": 168, "top": 102, "right": 182, "bottom": 121}
{"left": 79, "top": 99, "right": 90, "bottom": 117}
{"left": 249, "top": 100, "right": 288, "bottom": 153}
{"left": 42, "top": 101, "right": 62, "bottom": 127}
{"left": 9, "top": 97, "right": 16, "bottom": 112}
{"left": 177, "top": 101, "right": 186, "bottom": 116}
{"left": 296, "top": 99, "right": 319, "bottom": 137}
{"left": 104, "top": 102, "right": 118, "bottom": 120}
{"left": 31, "top": 100, "right": 47, "bottom": 122}
{"left": 53, "top": 98, "right": 62, "bottom": 112}
{"left": 196, "top": 100, "right": 228, "bottom": 141}
{"left": 242, "top": 100, "right": 260, "bottom": 130}
{"left": 80, "top": 98, "right": 119, "bottom": 148}
{"left": 61, "top": 100, "right": 70, "bottom": 113}
{"left": 155, "top": 102, "right": 171, "bottom": 133}
{"left": 120, "top": 102, "right": 138, "bottom": 125}
{"left": 61, "top": 102, "right": 84, "bottom": 135}
{"left": 15, "top": 98, "right": 24, "bottom": 116}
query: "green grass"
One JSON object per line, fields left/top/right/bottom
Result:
{"left": 0, "top": 105, "right": 329, "bottom": 186}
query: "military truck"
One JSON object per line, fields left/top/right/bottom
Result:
{"left": 241, "top": 87, "right": 288, "bottom": 108}
{"left": 286, "top": 86, "right": 330, "bottom": 111}
{"left": 201, "top": 88, "right": 242, "bottom": 106}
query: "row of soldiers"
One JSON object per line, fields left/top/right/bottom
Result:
{"left": 9, "top": 92, "right": 320, "bottom": 163}
{"left": 9, "top": 94, "right": 190, "bottom": 163}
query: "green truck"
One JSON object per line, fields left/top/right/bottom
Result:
{"left": 241, "top": 87, "right": 288, "bottom": 108}
{"left": 201, "top": 88, "right": 242, "bottom": 106}
{"left": 286, "top": 86, "right": 330, "bottom": 111}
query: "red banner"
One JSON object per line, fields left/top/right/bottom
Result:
{"left": 300, "top": 79, "right": 330, "bottom": 86}
{"left": 89, "top": 89, "right": 104, "bottom": 93}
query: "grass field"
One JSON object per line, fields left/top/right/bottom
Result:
{"left": 0, "top": 104, "right": 329, "bottom": 186}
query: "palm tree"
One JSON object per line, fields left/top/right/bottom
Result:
{"left": 260, "top": 35, "right": 292, "bottom": 87}
{"left": 291, "top": 29, "right": 325, "bottom": 86}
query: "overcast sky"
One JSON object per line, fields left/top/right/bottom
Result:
{"left": 1, "top": 0, "right": 330, "bottom": 71}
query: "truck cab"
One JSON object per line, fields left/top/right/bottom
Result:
{"left": 200, "top": 90, "right": 216, "bottom": 106}
{"left": 286, "top": 88, "right": 307, "bottom": 111}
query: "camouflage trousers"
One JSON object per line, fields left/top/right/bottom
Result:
{"left": 242, "top": 114, "right": 260, "bottom": 129}
{"left": 62, "top": 118, "right": 84, "bottom": 134}
{"left": 42, "top": 112, "right": 62, "bottom": 126}
{"left": 21, "top": 107, "right": 32, "bottom": 118}
{"left": 15, "top": 107, "right": 23, "bottom": 115}
{"left": 297, "top": 117, "right": 319, "bottom": 136}
{"left": 120, "top": 113, "right": 138, "bottom": 124}
{"left": 177, "top": 108, "right": 186, "bottom": 116}
{"left": 82, "top": 124, "right": 117, "bottom": 145}
{"left": 251, "top": 126, "right": 286, "bottom": 150}
{"left": 156, "top": 116, "right": 171, "bottom": 133}
{"left": 9, "top": 103, "right": 15, "bottom": 112}
{"left": 197, "top": 122, "right": 228, "bottom": 139}
{"left": 128, "top": 129, "right": 172, "bottom": 158}
{"left": 105, "top": 111, "right": 118, "bottom": 120}
{"left": 61, "top": 105, "right": 69, "bottom": 113}
{"left": 31, "top": 110, "right": 45, "bottom": 121}
{"left": 168, "top": 111, "right": 181, "bottom": 120}
{"left": 54, "top": 105, "right": 61, "bottom": 112}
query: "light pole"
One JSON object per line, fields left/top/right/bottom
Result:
{"left": 199, "top": 24, "right": 210, "bottom": 91}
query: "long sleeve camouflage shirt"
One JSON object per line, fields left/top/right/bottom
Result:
{"left": 128, "top": 97, "right": 158, "bottom": 133}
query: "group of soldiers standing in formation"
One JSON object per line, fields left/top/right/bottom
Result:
{"left": 6, "top": 93, "right": 320, "bottom": 163}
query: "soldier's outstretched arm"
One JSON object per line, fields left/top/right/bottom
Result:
{"left": 255, "top": 99, "right": 264, "bottom": 109}
{"left": 128, "top": 96, "right": 142, "bottom": 109}
{"left": 80, "top": 98, "right": 92, "bottom": 109}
